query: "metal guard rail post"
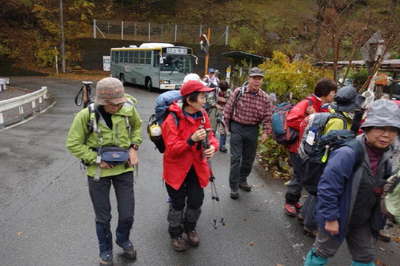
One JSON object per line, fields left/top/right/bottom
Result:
{"left": 0, "top": 86, "right": 48, "bottom": 128}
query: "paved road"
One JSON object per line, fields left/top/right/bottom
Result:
{"left": 1, "top": 77, "right": 399, "bottom": 266}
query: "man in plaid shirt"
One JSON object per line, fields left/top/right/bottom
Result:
{"left": 223, "top": 67, "right": 272, "bottom": 199}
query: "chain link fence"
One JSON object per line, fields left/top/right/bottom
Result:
{"left": 93, "top": 20, "right": 230, "bottom": 46}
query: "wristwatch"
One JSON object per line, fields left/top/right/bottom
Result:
{"left": 130, "top": 144, "right": 139, "bottom": 150}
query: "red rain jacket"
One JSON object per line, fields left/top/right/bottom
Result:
{"left": 286, "top": 95, "right": 326, "bottom": 153}
{"left": 162, "top": 103, "right": 219, "bottom": 190}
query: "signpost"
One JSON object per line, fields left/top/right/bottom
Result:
{"left": 200, "top": 28, "right": 211, "bottom": 76}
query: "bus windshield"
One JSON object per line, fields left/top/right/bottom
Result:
{"left": 160, "top": 54, "right": 193, "bottom": 73}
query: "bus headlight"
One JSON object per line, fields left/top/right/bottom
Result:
{"left": 160, "top": 80, "right": 170, "bottom": 84}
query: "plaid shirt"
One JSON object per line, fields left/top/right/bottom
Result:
{"left": 223, "top": 86, "right": 272, "bottom": 134}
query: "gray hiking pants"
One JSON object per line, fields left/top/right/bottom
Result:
{"left": 314, "top": 223, "right": 377, "bottom": 263}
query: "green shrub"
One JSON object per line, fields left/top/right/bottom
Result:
{"left": 257, "top": 51, "right": 332, "bottom": 178}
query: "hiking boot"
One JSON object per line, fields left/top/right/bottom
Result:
{"left": 284, "top": 203, "right": 297, "bottom": 217}
{"left": 185, "top": 230, "right": 200, "bottom": 247}
{"left": 239, "top": 182, "right": 252, "bottom": 192}
{"left": 116, "top": 240, "right": 137, "bottom": 260}
{"left": 297, "top": 212, "right": 305, "bottom": 224}
{"left": 171, "top": 236, "right": 189, "bottom": 252}
{"left": 377, "top": 231, "right": 391, "bottom": 243}
{"left": 303, "top": 227, "right": 317, "bottom": 238}
{"left": 99, "top": 250, "right": 113, "bottom": 265}
{"left": 230, "top": 190, "right": 239, "bottom": 200}
{"left": 219, "top": 146, "right": 228, "bottom": 153}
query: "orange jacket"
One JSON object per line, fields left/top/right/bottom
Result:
{"left": 162, "top": 103, "right": 219, "bottom": 190}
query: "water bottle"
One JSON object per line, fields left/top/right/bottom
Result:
{"left": 149, "top": 124, "right": 162, "bottom": 137}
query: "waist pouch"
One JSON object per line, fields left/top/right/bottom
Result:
{"left": 100, "top": 146, "right": 129, "bottom": 165}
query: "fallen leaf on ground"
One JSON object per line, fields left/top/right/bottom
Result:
{"left": 375, "top": 258, "right": 386, "bottom": 266}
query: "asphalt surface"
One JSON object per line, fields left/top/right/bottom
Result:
{"left": 1, "top": 76, "right": 399, "bottom": 266}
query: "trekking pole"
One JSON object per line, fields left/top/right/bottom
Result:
{"left": 209, "top": 168, "right": 225, "bottom": 229}
{"left": 201, "top": 128, "right": 225, "bottom": 229}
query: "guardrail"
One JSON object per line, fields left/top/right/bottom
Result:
{"left": 0, "top": 86, "right": 49, "bottom": 128}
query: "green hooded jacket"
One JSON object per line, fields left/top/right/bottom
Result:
{"left": 66, "top": 95, "right": 142, "bottom": 178}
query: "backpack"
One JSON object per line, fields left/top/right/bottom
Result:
{"left": 298, "top": 112, "right": 348, "bottom": 160}
{"left": 154, "top": 90, "right": 181, "bottom": 123}
{"left": 271, "top": 102, "right": 297, "bottom": 145}
{"left": 147, "top": 90, "right": 181, "bottom": 153}
{"left": 301, "top": 131, "right": 364, "bottom": 195}
{"left": 271, "top": 99, "right": 312, "bottom": 145}
{"left": 87, "top": 103, "right": 131, "bottom": 136}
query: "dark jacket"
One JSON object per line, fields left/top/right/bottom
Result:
{"left": 316, "top": 135, "right": 393, "bottom": 240}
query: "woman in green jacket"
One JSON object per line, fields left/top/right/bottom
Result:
{"left": 66, "top": 77, "right": 142, "bottom": 265}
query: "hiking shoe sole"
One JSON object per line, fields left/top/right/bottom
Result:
{"left": 230, "top": 192, "right": 239, "bottom": 200}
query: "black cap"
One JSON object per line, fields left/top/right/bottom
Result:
{"left": 331, "top": 85, "right": 365, "bottom": 112}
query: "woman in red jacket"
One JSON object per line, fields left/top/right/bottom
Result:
{"left": 162, "top": 80, "right": 219, "bottom": 252}
{"left": 284, "top": 78, "right": 337, "bottom": 217}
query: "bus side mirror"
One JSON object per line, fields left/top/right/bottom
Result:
{"left": 191, "top": 55, "right": 198, "bottom": 65}
{"left": 160, "top": 57, "right": 164, "bottom": 64}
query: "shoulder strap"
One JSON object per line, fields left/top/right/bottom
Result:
{"left": 87, "top": 103, "right": 99, "bottom": 134}
{"left": 125, "top": 116, "right": 131, "bottom": 137}
{"left": 169, "top": 112, "right": 179, "bottom": 126}
{"left": 328, "top": 112, "right": 348, "bottom": 129}
{"left": 306, "top": 98, "right": 313, "bottom": 107}
{"left": 233, "top": 84, "right": 246, "bottom": 117}
{"left": 346, "top": 139, "right": 364, "bottom": 170}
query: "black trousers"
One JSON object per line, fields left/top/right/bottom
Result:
{"left": 229, "top": 121, "right": 259, "bottom": 191}
{"left": 165, "top": 167, "right": 204, "bottom": 237}
{"left": 285, "top": 152, "right": 304, "bottom": 204}
{"left": 88, "top": 171, "right": 134, "bottom": 254}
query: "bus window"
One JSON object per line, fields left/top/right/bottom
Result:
{"left": 160, "top": 54, "right": 192, "bottom": 73}
{"left": 114, "top": 51, "right": 118, "bottom": 63}
{"left": 128, "top": 51, "right": 133, "bottom": 63}
{"left": 139, "top": 51, "right": 145, "bottom": 64}
{"left": 153, "top": 51, "right": 159, "bottom": 67}
{"left": 124, "top": 51, "right": 129, "bottom": 63}
{"left": 133, "top": 51, "right": 139, "bottom": 64}
{"left": 145, "top": 51, "right": 151, "bottom": 64}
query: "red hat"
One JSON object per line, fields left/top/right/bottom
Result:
{"left": 180, "top": 80, "right": 214, "bottom": 96}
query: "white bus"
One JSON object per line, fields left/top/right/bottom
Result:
{"left": 110, "top": 43, "right": 196, "bottom": 90}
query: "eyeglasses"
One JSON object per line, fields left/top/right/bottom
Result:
{"left": 372, "top": 127, "right": 398, "bottom": 135}
{"left": 106, "top": 102, "right": 124, "bottom": 108}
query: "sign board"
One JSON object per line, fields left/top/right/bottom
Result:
{"left": 103, "top": 56, "right": 111, "bottom": 71}
{"left": 361, "top": 32, "right": 389, "bottom": 62}
{"left": 166, "top": 47, "right": 187, "bottom": 55}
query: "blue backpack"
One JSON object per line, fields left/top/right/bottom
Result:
{"left": 271, "top": 99, "right": 312, "bottom": 145}
{"left": 154, "top": 90, "right": 181, "bottom": 123}
{"left": 147, "top": 90, "right": 181, "bottom": 153}
{"left": 271, "top": 102, "right": 298, "bottom": 145}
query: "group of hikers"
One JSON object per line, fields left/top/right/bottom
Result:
{"left": 66, "top": 66, "right": 400, "bottom": 266}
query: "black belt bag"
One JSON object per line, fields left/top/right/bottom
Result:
{"left": 100, "top": 146, "right": 129, "bottom": 165}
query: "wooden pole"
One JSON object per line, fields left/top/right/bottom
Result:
{"left": 59, "top": 0, "right": 66, "bottom": 73}
{"left": 204, "top": 27, "right": 211, "bottom": 76}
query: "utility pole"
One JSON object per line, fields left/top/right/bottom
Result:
{"left": 204, "top": 27, "right": 211, "bottom": 76}
{"left": 60, "top": 0, "right": 66, "bottom": 73}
